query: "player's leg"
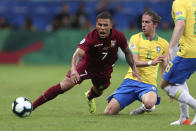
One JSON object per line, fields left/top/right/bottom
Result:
{"left": 32, "top": 77, "right": 76, "bottom": 110}
{"left": 130, "top": 83, "right": 159, "bottom": 115}
{"left": 104, "top": 98, "right": 121, "bottom": 115}
{"left": 170, "top": 82, "right": 191, "bottom": 125}
{"left": 33, "top": 61, "right": 88, "bottom": 111}
{"left": 142, "top": 91, "right": 157, "bottom": 110}
{"left": 161, "top": 56, "right": 196, "bottom": 125}
{"left": 85, "top": 77, "right": 110, "bottom": 114}
{"left": 105, "top": 79, "right": 137, "bottom": 115}
{"left": 161, "top": 80, "right": 196, "bottom": 124}
{"left": 130, "top": 91, "right": 157, "bottom": 115}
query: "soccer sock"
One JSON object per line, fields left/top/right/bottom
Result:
{"left": 164, "top": 84, "right": 196, "bottom": 112}
{"left": 178, "top": 89, "right": 196, "bottom": 112}
{"left": 87, "top": 87, "right": 102, "bottom": 100}
{"left": 179, "top": 83, "right": 189, "bottom": 121}
{"left": 179, "top": 102, "right": 189, "bottom": 121}
{"left": 32, "top": 83, "right": 63, "bottom": 110}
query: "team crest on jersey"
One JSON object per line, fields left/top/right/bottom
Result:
{"left": 156, "top": 46, "right": 161, "bottom": 53}
{"left": 130, "top": 43, "right": 136, "bottom": 50}
{"left": 80, "top": 38, "right": 85, "bottom": 44}
{"left": 111, "top": 40, "right": 116, "bottom": 48}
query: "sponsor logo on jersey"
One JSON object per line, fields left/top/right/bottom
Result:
{"left": 103, "top": 46, "right": 110, "bottom": 50}
{"left": 156, "top": 46, "right": 161, "bottom": 53}
{"left": 111, "top": 40, "right": 116, "bottom": 48}
{"left": 94, "top": 43, "right": 103, "bottom": 47}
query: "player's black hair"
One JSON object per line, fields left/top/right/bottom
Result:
{"left": 143, "top": 10, "right": 161, "bottom": 24}
{"left": 96, "top": 11, "right": 112, "bottom": 21}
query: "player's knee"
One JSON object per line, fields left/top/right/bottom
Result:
{"left": 143, "top": 100, "right": 156, "bottom": 109}
{"left": 142, "top": 97, "right": 157, "bottom": 109}
{"left": 93, "top": 87, "right": 104, "bottom": 97}
{"left": 143, "top": 103, "right": 154, "bottom": 109}
{"left": 60, "top": 78, "right": 75, "bottom": 92}
{"left": 142, "top": 103, "right": 155, "bottom": 112}
{"left": 104, "top": 108, "right": 116, "bottom": 115}
{"left": 104, "top": 109, "right": 111, "bottom": 115}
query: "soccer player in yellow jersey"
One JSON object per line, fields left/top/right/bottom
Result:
{"left": 104, "top": 11, "right": 168, "bottom": 115}
{"left": 161, "top": 0, "right": 196, "bottom": 125}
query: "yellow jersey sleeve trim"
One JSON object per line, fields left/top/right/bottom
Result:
{"left": 176, "top": 16, "right": 186, "bottom": 21}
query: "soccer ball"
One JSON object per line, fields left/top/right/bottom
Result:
{"left": 12, "top": 97, "right": 33, "bottom": 117}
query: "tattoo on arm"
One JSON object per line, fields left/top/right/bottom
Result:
{"left": 75, "top": 54, "right": 82, "bottom": 66}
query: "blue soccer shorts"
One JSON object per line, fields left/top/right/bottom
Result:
{"left": 107, "top": 79, "right": 160, "bottom": 110}
{"left": 163, "top": 56, "right": 196, "bottom": 84}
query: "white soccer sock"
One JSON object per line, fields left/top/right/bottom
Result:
{"left": 178, "top": 89, "right": 196, "bottom": 112}
{"left": 164, "top": 84, "right": 196, "bottom": 113}
{"left": 179, "top": 83, "right": 189, "bottom": 121}
{"left": 179, "top": 103, "right": 189, "bottom": 121}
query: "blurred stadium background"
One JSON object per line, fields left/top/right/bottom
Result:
{"left": 0, "top": 0, "right": 173, "bottom": 65}
{"left": 2, "top": 1, "right": 196, "bottom": 131}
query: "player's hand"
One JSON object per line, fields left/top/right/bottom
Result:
{"left": 132, "top": 69, "right": 141, "bottom": 82}
{"left": 170, "top": 96, "right": 174, "bottom": 103}
{"left": 167, "top": 48, "right": 173, "bottom": 63}
{"left": 152, "top": 55, "right": 165, "bottom": 66}
{"left": 70, "top": 69, "right": 80, "bottom": 84}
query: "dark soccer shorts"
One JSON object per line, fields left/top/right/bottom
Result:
{"left": 67, "top": 60, "right": 112, "bottom": 89}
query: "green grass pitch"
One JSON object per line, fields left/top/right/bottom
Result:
{"left": 0, "top": 64, "right": 196, "bottom": 131}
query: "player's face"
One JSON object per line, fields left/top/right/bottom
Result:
{"left": 142, "top": 15, "right": 156, "bottom": 36}
{"left": 96, "top": 18, "right": 112, "bottom": 39}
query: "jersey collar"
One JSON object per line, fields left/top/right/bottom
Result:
{"left": 142, "top": 32, "right": 158, "bottom": 41}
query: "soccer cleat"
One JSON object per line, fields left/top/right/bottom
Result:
{"left": 130, "top": 107, "right": 145, "bottom": 116}
{"left": 84, "top": 91, "right": 96, "bottom": 114}
{"left": 170, "top": 118, "right": 191, "bottom": 125}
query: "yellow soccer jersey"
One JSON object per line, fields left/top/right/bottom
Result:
{"left": 172, "top": 0, "right": 196, "bottom": 58}
{"left": 125, "top": 32, "right": 168, "bottom": 86}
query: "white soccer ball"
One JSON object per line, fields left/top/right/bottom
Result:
{"left": 12, "top": 97, "right": 33, "bottom": 117}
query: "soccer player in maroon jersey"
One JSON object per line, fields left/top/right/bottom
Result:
{"left": 32, "top": 11, "right": 140, "bottom": 114}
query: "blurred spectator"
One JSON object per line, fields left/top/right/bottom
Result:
{"left": 21, "top": 17, "right": 36, "bottom": 31}
{"left": 161, "top": 20, "right": 171, "bottom": 30}
{"left": 95, "top": 0, "right": 121, "bottom": 28}
{"left": 71, "top": 2, "right": 93, "bottom": 29}
{"left": 47, "top": 3, "right": 71, "bottom": 31}
{"left": 95, "top": 0, "right": 119, "bottom": 16}
{"left": 0, "top": 17, "right": 10, "bottom": 29}
{"left": 129, "top": 5, "right": 151, "bottom": 30}
{"left": 56, "top": 4, "right": 71, "bottom": 29}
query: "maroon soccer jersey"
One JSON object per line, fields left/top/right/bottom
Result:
{"left": 78, "top": 28, "right": 128, "bottom": 72}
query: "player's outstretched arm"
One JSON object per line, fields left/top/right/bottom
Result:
{"left": 123, "top": 47, "right": 141, "bottom": 81}
{"left": 70, "top": 48, "right": 85, "bottom": 83}
{"left": 167, "top": 19, "right": 185, "bottom": 62}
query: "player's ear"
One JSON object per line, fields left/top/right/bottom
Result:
{"left": 154, "top": 23, "right": 158, "bottom": 28}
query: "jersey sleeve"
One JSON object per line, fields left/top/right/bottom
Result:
{"left": 78, "top": 33, "right": 91, "bottom": 51}
{"left": 118, "top": 32, "right": 128, "bottom": 50}
{"left": 172, "top": 1, "right": 186, "bottom": 22}
{"left": 129, "top": 35, "right": 139, "bottom": 54}
{"left": 162, "top": 40, "right": 169, "bottom": 55}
